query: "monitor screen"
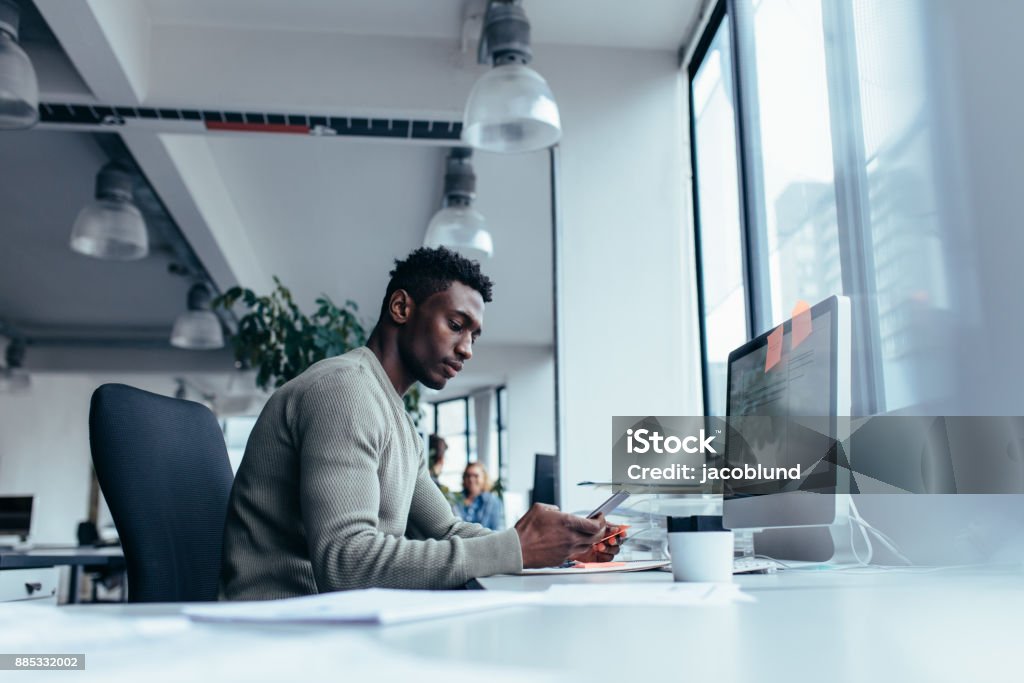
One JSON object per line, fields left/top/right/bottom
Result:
{"left": 531, "top": 454, "right": 557, "bottom": 506}
{"left": 0, "top": 495, "right": 33, "bottom": 537}
{"left": 723, "top": 296, "right": 850, "bottom": 530}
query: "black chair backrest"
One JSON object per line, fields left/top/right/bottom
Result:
{"left": 89, "top": 383, "right": 234, "bottom": 602}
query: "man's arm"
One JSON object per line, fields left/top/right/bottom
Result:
{"left": 296, "top": 373, "right": 521, "bottom": 591}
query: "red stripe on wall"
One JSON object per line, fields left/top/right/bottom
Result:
{"left": 205, "top": 121, "right": 309, "bottom": 134}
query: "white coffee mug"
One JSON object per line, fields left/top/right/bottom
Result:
{"left": 668, "top": 530, "right": 734, "bottom": 582}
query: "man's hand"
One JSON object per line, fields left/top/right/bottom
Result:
{"left": 569, "top": 519, "right": 627, "bottom": 563}
{"left": 514, "top": 503, "right": 605, "bottom": 568}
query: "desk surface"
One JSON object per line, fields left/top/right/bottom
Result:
{"left": 11, "top": 566, "right": 1023, "bottom": 681}
{"left": 0, "top": 546, "right": 125, "bottom": 569}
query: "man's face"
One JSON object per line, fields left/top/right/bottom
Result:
{"left": 397, "top": 281, "right": 484, "bottom": 391}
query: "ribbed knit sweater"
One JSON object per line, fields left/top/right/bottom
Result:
{"left": 220, "top": 347, "right": 523, "bottom": 600}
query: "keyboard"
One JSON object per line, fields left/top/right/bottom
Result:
{"left": 732, "top": 556, "right": 779, "bottom": 574}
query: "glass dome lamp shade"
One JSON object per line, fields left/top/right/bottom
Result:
{"left": 462, "top": 1, "right": 560, "bottom": 153}
{"left": 462, "top": 63, "right": 561, "bottom": 153}
{"left": 70, "top": 162, "right": 149, "bottom": 260}
{"left": 170, "top": 310, "right": 224, "bottom": 350}
{"left": 170, "top": 284, "right": 225, "bottom": 350}
{"left": 424, "top": 202, "right": 493, "bottom": 262}
{"left": 0, "top": 0, "right": 38, "bottom": 130}
{"left": 70, "top": 199, "right": 149, "bottom": 260}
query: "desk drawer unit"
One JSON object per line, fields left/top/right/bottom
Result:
{"left": 0, "top": 567, "right": 59, "bottom": 603}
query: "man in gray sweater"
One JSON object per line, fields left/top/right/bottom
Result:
{"left": 221, "top": 248, "right": 622, "bottom": 599}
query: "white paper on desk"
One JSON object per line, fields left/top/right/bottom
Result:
{"left": 518, "top": 559, "right": 670, "bottom": 575}
{"left": 183, "top": 588, "right": 539, "bottom": 625}
{"left": 539, "top": 582, "right": 754, "bottom": 607}
{"left": 0, "top": 604, "right": 560, "bottom": 683}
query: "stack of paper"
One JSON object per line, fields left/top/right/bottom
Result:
{"left": 183, "top": 588, "right": 539, "bottom": 625}
{"left": 519, "top": 559, "right": 670, "bottom": 575}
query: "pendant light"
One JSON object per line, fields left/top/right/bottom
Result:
{"left": 0, "top": 338, "right": 30, "bottom": 393}
{"left": 462, "top": 0, "right": 560, "bottom": 153}
{"left": 424, "top": 148, "right": 493, "bottom": 261}
{"left": 170, "top": 283, "right": 225, "bottom": 350}
{"left": 70, "top": 162, "right": 150, "bottom": 260}
{"left": 0, "top": 0, "right": 38, "bottom": 130}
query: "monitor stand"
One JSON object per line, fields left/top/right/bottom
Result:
{"left": 828, "top": 494, "right": 866, "bottom": 564}
{"left": 744, "top": 495, "right": 869, "bottom": 565}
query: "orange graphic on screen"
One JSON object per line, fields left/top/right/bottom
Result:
{"left": 791, "top": 300, "right": 812, "bottom": 350}
{"left": 765, "top": 325, "right": 783, "bottom": 372}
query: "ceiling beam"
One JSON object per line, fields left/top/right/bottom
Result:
{"left": 120, "top": 130, "right": 273, "bottom": 295}
{"left": 34, "top": 0, "right": 150, "bottom": 104}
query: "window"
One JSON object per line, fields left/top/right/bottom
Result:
{"left": 220, "top": 416, "right": 257, "bottom": 474}
{"left": 736, "top": 0, "right": 843, "bottom": 328}
{"left": 428, "top": 387, "right": 507, "bottom": 492}
{"left": 849, "top": 0, "right": 950, "bottom": 411}
{"left": 433, "top": 397, "right": 469, "bottom": 491}
{"left": 688, "top": 0, "right": 948, "bottom": 416}
{"left": 689, "top": 3, "right": 748, "bottom": 416}
{"left": 495, "top": 386, "right": 508, "bottom": 485}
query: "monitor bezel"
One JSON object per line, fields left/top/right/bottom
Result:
{"left": 723, "top": 295, "right": 851, "bottom": 530}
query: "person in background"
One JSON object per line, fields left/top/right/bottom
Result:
{"left": 453, "top": 462, "right": 504, "bottom": 530}
{"left": 428, "top": 434, "right": 456, "bottom": 507}
{"left": 428, "top": 434, "right": 449, "bottom": 494}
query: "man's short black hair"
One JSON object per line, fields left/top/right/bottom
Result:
{"left": 379, "top": 247, "right": 493, "bottom": 320}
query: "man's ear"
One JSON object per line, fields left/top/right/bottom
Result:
{"left": 387, "top": 289, "right": 415, "bottom": 325}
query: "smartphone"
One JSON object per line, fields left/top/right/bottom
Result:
{"left": 586, "top": 491, "right": 630, "bottom": 519}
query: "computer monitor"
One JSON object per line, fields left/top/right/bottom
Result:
{"left": 531, "top": 453, "right": 558, "bottom": 506}
{"left": 722, "top": 295, "right": 851, "bottom": 534}
{"left": 0, "top": 495, "right": 33, "bottom": 541}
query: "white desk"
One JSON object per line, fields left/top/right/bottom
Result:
{"left": 13, "top": 566, "right": 1023, "bottom": 681}
{"left": 0, "top": 547, "right": 125, "bottom": 603}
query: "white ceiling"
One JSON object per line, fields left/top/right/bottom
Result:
{"left": 197, "top": 134, "right": 553, "bottom": 346}
{"left": 5, "top": 0, "right": 702, "bottom": 380}
{"left": 144, "top": 0, "right": 701, "bottom": 50}
{"left": 0, "top": 130, "right": 195, "bottom": 335}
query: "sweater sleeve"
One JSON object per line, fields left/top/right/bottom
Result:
{"left": 295, "top": 373, "right": 521, "bottom": 591}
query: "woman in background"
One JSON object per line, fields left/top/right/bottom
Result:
{"left": 452, "top": 462, "right": 504, "bottom": 530}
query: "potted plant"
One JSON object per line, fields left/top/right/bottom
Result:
{"left": 214, "top": 277, "right": 422, "bottom": 423}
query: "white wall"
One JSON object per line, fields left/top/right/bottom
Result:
{"left": 504, "top": 353, "right": 556, "bottom": 498}
{"left": 0, "top": 373, "right": 200, "bottom": 544}
{"left": 539, "top": 44, "right": 702, "bottom": 513}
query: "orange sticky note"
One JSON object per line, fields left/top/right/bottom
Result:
{"left": 765, "top": 325, "right": 783, "bottom": 372}
{"left": 791, "top": 300, "right": 812, "bottom": 350}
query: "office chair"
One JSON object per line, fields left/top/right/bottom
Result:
{"left": 88, "top": 383, "right": 234, "bottom": 602}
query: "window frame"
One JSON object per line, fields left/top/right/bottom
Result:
{"left": 429, "top": 385, "right": 507, "bottom": 478}
{"left": 687, "top": 0, "right": 755, "bottom": 414}
{"left": 689, "top": 0, "right": 888, "bottom": 416}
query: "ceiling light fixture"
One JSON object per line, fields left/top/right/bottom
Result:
{"left": 0, "top": 0, "right": 38, "bottom": 130}
{"left": 170, "top": 283, "right": 225, "bottom": 350}
{"left": 462, "top": 0, "right": 560, "bottom": 153}
{"left": 70, "top": 161, "right": 150, "bottom": 260}
{"left": 423, "top": 147, "right": 492, "bottom": 261}
{"left": 0, "top": 337, "right": 30, "bottom": 393}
